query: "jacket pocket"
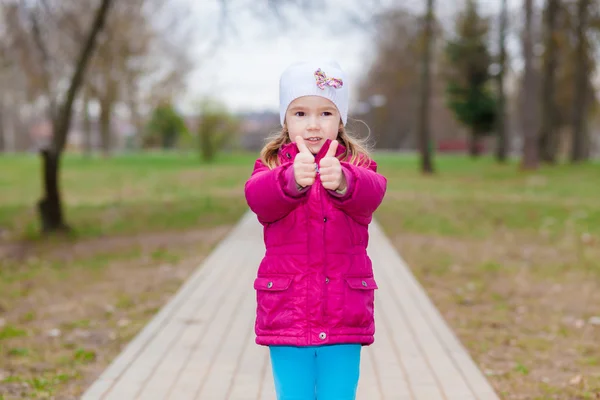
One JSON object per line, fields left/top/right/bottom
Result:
{"left": 342, "top": 276, "right": 378, "bottom": 328}
{"left": 254, "top": 276, "right": 292, "bottom": 291}
{"left": 254, "top": 275, "right": 296, "bottom": 332}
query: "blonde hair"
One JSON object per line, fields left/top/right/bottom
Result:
{"left": 260, "top": 122, "right": 372, "bottom": 169}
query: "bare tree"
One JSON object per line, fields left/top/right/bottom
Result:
{"left": 0, "top": 6, "right": 33, "bottom": 152}
{"left": 571, "top": 0, "right": 591, "bottom": 162}
{"left": 357, "top": 10, "right": 423, "bottom": 149}
{"left": 4, "top": 0, "right": 114, "bottom": 232}
{"left": 495, "top": 0, "right": 509, "bottom": 162}
{"left": 41, "top": 0, "right": 113, "bottom": 232}
{"left": 82, "top": 85, "right": 93, "bottom": 156}
{"left": 417, "top": 0, "right": 436, "bottom": 174}
{"left": 538, "top": 0, "right": 560, "bottom": 163}
{"left": 83, "top": 0, "right": 151, "bottom": 156}
{"left": 82, "top": 0, "right": 195, "bottom": 155}
{"left": 0, "top": 7, "right": 13, "bottom": 153}
{"left": 521, "top": 0, "right": 539, "bottom": 169}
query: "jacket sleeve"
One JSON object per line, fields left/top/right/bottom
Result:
{"left": 244, "top": 159, "right": 308, "bottom": 225}
{"left": 326, "top": 158, "right": 387, "bottom": 225}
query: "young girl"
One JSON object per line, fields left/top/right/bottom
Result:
{"left": 244, "top": 60, "right": 387, "bottom": 400}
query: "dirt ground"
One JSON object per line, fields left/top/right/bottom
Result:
{"left": 0, "top": 226, "right": 231, "bottom": 399}
{"left": 392, "top": 230, "right": 600, "bottom": 399}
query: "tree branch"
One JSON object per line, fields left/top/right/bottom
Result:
{"left": 28, "top": 7, "right": 57, "bottom": 118}
{"left": 53, "top": 0, "right": 114, "bottom": 153}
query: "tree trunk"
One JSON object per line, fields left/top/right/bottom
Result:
{"left": 571, "top": 0, "right": 589, "bottom": 163}
{"left": 538, "top": 0, "right": 559, "bottom": 163}
{"left": 128, "top": 96, "right": 143, "bottom": 151}
{"left": 416, "top": 0, "right": 435, "bottom": 174}
{"left": 0, "top": 99, "right": 5, "bottom": 153}
{"left": 83, "top": 88, "right": 93, "bottom": 157}
{"left": 469, "top": 131, "right": 481, "bottom": 158}
{"left": 38, "top": 0, "right": 113, "bottom": 234}
{"left": 520, "top": 0, "right": 539, "bottom": 170}
{"left": 37, "top": 150, "right": 69, "bottom": 232}
{"left": 99, "top": 97, "right": 112, "bottom": 157}
{"left": 200, "top": 131, "right": 211, "bottom": 162}
{"left": 99, "top": 77, "right": 119, "bottom": 156}
{"left": 495, "top": 0, "right": 508, "bottom": 163}
{"left": 13, "top": 115, "right": 30, "bottom": 152}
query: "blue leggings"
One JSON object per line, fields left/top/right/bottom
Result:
{"left": 269, "top": 344, "right": 361, "bottom": 400}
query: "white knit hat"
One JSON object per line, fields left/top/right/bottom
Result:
{"left": 279, "top": 60, "right": 349, "bottom": 127}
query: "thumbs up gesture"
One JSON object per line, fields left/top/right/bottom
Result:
{"left": 294, "top": 136, "right": 317, "bottom": 188}
{"left": 319, "top": 140, "right": 345, "bottom": 191}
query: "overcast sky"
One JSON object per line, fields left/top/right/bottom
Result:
{"left": 180, "top": 0, "right": 535, "bottom": 114}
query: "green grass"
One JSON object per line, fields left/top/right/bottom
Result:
{"left": 376, "top": 152, "right": 599, "bottom": 199}
{"left": 375, "top": 154, "right": 600, "bottom": 239}
{"left": 0, "top": 326, "right": 27, "bottom": 341}
{"left": 1, "top": 151, "right": 599, "bottom": 258}
{"left": 0, "top": 151, "right": 257, "bottom": 239}
{"left": 2, "top": 151, "right": 598, "bottom": 240}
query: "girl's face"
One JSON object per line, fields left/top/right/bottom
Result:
{"left": 285, "top": 96, "right": 342, "bottom": 155}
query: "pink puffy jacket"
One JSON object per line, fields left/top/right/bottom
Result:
{"left": 244, "top": 139, "right": 387, "bottom": 347}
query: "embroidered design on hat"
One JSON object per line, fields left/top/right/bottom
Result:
{"left": 314, "top": 68, "right": 343, "bottom": 90}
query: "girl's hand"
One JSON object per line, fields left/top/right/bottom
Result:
{"left": 319, "top": 140, "right": 346, "bottom": 191}
{"left": 294, "top": 136, "right": 317, "bottom": 188}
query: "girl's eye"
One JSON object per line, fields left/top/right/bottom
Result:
{"left": 295, "top": 112, "right": 305, "bottom": 117}
{"left": 323, "top": 112, "right": 332, "bottom": 116}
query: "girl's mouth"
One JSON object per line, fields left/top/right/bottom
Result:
{"left": 306, "top": 137, "right": 322, "bottom": 143}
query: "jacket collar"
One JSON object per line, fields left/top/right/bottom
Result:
{"left": 279, "top": 139, "right": 347, "bottom": 163}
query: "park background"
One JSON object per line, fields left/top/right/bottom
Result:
{"left": 0, "top": 0, "right": 599, "bottom": 398}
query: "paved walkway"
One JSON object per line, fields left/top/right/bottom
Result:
{"left": 82, "top": 211, "right": 499, "bottom": 399}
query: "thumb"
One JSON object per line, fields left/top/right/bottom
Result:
{"left": 325, "top": 140, "right": 338, "bottom": 158}
{"left": 295, "top": 136, "right": 310, "bottom": 154}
